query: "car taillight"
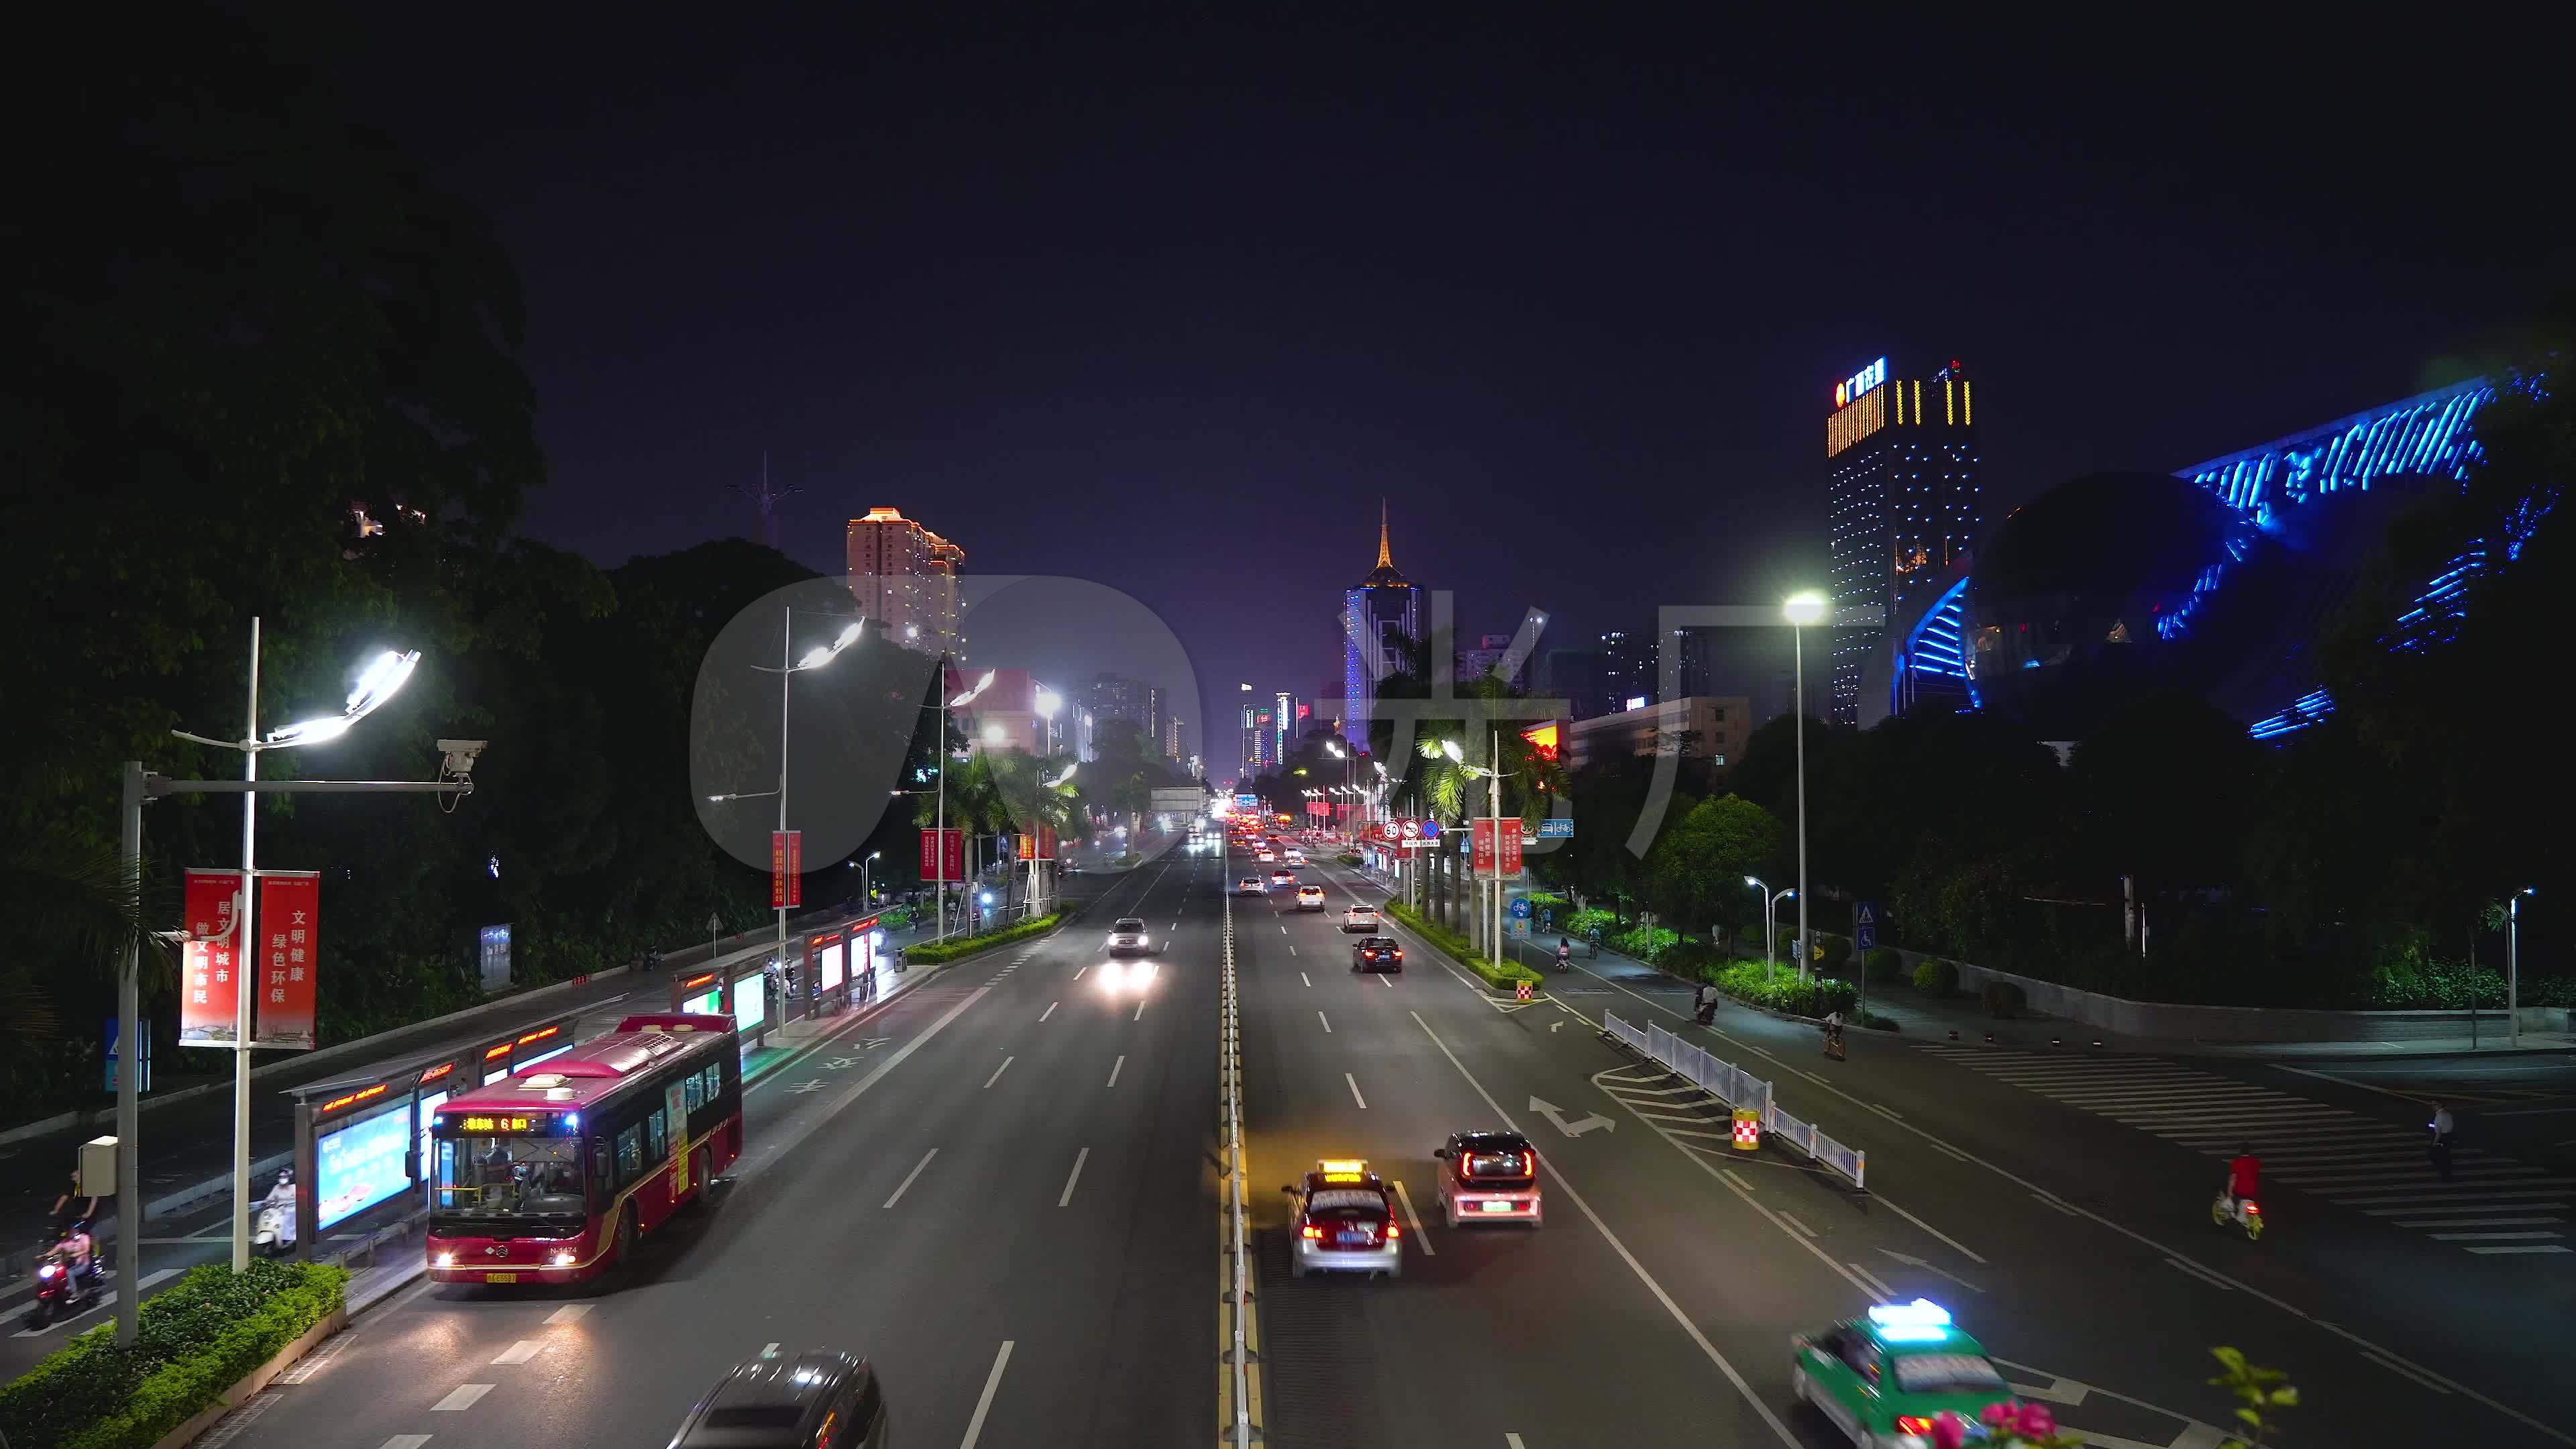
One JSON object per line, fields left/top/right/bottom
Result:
{"left": 1386, "top": 1222, "right": 1399, "bottom": 1238}
{"left": 1894, "top": 1415, "right": 1935, "bottom": 1434}
{"left": 1301, "top": 1225, "right": 1321, "bottom": 1240}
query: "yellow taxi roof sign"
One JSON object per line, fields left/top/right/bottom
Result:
{"left": 1316, "top": 1158, "right": 1367, "bottom": 1175}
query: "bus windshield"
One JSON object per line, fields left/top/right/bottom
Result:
{"left": 435, "top": 1134, "right": 584, "bottom": 1218}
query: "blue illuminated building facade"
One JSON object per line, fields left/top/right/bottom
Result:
{"left": 1341, "top": 506, "right": 1419, "bottom": 751}
{"left": 1865, "top": 372, "right": 2537, "bottom": 739}
{"left": 1827, "top": 356, "right": 1982, "bottom": 726}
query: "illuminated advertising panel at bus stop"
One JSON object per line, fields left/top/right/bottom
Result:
{"left": 317, "top": 1102, "right": 412, "bottom": 1230}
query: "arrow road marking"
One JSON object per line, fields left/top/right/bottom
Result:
{"left": 1872, "top": 1248, "right": 1984, "bottom": 1293}
{"left": 1529, "top": 1095, "right": 1615, "bottom": 1137}
{"left": 786, "top": 1079, "right": 826, "bottom": 1094}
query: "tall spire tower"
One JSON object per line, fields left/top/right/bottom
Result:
{"left": 1342, "top": 504, "right": 1421, "bottom": 753}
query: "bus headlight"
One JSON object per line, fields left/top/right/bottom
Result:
{"left": 435, "top": 1252, "right": 455, "bottom": 1268}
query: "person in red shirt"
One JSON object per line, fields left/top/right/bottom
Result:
{"left": 2226, "top": 1143, "right": 2262, "bottom": 1211}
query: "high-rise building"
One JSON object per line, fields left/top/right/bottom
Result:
{"left": 1081, "top": 673, "right": 1161, "bottom": 756}
{"left": 1540, "top": 648, "right": 1605, "bottom": 720}
{"left": 1597, "top": 629, "right": 1654, "bottom": 712}
{"left": 1341, "top": 505, "right": 1421, "bottom": 749}
{"left": 1824, "top": 357, "right": 1981, "bottom": 726}
{"left": 845, "top": 507, "right": 966, "bottom": 659}
{"left": 1163, "top": 714, "right": 1187, "bottom": 764}
{"left": 1456, "top": 633, "right": 1529, "bottom": 690}
{"left": 1273, "top": 692, "right": 1303, "bottom": 768}
{"left": 1657, "top": 628, "right": 1715, "bottom": 700}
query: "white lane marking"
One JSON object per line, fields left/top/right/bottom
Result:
{"left": 1391, "top": 1179, "right": 1438, "bottom": 1253}
{"left": 2364, "top": 1200, "right": 2567, "bottom": 1216}
{"left": 1409, "top": 1012, "right": 1800, "bottom": 1446}
{"left": 1289, "top": 945, "right": 1297, "bottom": 956}
{"left": 1074, "top": 965, "right": 1088, "bottom": 980}
{"left": 884, "top": 1148, "right": 938, "bottom": 1208}
{"left": 753, "top": 989, "right": 991, "bottom": 1173}
{"left": 1379, "top": 973, "right": 1396, "bottom": 988}
{"left": 1346, "top": 1073, "right": 1368, "bottom": 1110}
{"left": 1869, "top": 1104, "right": 1905, "bottom": 1120}
{"left": 763, "top": 1342, "right": 781, "bottom": 1355}
{"left": 1134, "top": 997, "right": 1147, "bottom": 1021}
{"left": 2431, "top": 1230, "right": 2564, "bottom": 1241}
{"left": 2165, "top": 1256, "right": 2236, "bottom": 1291}
{"left": 984, "top": 1057, "right": 1014, "bottom": 1089}
{"left": 1301, "top": 972, "right": 1311, "bottom": 987}
{"left": 1318, "top": 1011, "right": 1332, "bottom": 1034}
{"left": 545, "top": 1304, "right": 590, "bottom": 1326}
{"left": 433, "top": 1385, "right": 494, "bottom": 1411}
{"left": 2467, "top": 1244, "right": 2575, "bottom": 1254}
{"left": 1059, "top": 1148, "right": 1091, "bottom": 1207}
{"left": 491, "top": 1340, "right": 543, "bottom": 1365}
{"left": 1780, "top": 1212, "right": 1815, "bottom": 1237}
{"left": 1507, "top": 1437, "right": 1527, "bottom": 1449}
{"left": 960, "top": 1340, "right": 1016, "bottom": 1449}
{"left": 1281, "top": 925, "right": 1287, "bottom": 934}
{"left": 380, "top": 1438, "right": 433, "bottom": 1449}
{"left": 1107, "top": 1055, "right": 1126, "bottom": 1088}
{"left": 2396, "top": 1216, "right": 2565, "bottom": 1228}
{"left": 2363, "top": 1350, "right": 2456, "bottom": 1393}
{"left": 1847, "top": 1261, "right": 1894, "bottom": 1297}
{"left": 1040, "top": 1001, "right": 1057, "bottom": 1022}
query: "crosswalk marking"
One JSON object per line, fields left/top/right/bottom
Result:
{"left": 1914, "top": 1042, "right": 2571, "bottom": 1258}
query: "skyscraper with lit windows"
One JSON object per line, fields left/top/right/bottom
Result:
{"left": 1823, "top": 357, "right": 1980, "bottom": 725}
{"left": 846, "top": 506, "right": 966, "bottom": 659}
{"left": 1341, "top": 505, "right": 1419, "bottom": 751}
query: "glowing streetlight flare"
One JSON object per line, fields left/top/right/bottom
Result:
{"left": 1783, "top": 592, "right": 1829, "bottom": 626}
{"left": 264, "top": 648, "right": 421, "bottom": 746}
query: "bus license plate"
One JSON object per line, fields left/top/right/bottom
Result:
{"left": 485, "top": 1273, "right": 517, "bottom": 1283}
{"left": 1481, "top": 1200, "right": 1513, "bottom": 1212}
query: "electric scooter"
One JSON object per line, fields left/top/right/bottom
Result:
{"left": 2210, "top": 1191, "right": 2265, "bottom": 1240}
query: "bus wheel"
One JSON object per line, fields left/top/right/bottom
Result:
{"left": 614, "top": 1213, "right": 639, "bottom": 1277}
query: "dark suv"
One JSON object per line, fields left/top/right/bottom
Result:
{"left": 1350, "top": 936, "right": 1403, "bottom": 973}
{"left": 669, "top": 1350, "right": 888, "bottom": 1448}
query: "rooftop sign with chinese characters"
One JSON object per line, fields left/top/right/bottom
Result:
{"left": 1834, "top": 357, "right": 1887, "bottom": 409}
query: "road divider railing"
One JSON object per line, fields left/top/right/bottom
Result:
{"left": 1607, "top": 1012, "right": 1868, "bottom": 1192}
{"left": 1218, "top": 856, "right": 1260, "bottom": 1449}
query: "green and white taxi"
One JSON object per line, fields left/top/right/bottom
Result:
{"left": 1790, "top": 1300, "right": 2018, "bottom": 1448}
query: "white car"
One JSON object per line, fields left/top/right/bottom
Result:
{"left": 1284, "top": 849, "right": 1305, "bottom": 865}
{"left": 1106, "top": 918, "right": 1151, "bottom": 955}
{"left": 1294, "top": 885, "right": 1327, "bottom": 912}
{"left": 1340, "top": 906, "right": 1381, "bottom": 933}
{"left": 1256, "top": 850, "right": 1276, "bottom": 863}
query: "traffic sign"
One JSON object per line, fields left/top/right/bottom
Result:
{"left": 1536, "top": 818, "right": 1574, "bottom": 838}
{"left": 1509, "top": 898, "right": 1532, "bottom": 919}
{"left": 1855, "top": 900, "right": 1879, "bottom": 951}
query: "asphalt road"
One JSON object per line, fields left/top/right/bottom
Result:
{"left": 67, "top": 833, "right": 2573, "bottom": 1448}
{"left": 1276, "top": 853, "right": 2572, "bottom": 1448}
{"left": 200, "top": 846, "right": 1214, "bottom": 1448}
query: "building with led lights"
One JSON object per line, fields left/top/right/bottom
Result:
{"left": 1341, "top": 507, "right": 1420, "bottom": 751}
{"left": 846, "top": 507, "right": 965, "bottom": 659}
{"left": 1562, "top": 696, "right": 1752, "bottom": 776}
{"left": 1863, "top": 373, "right": 2522, "bottom": 741}
{"left": 1825, "top": 356, "right": 1982, "bottom": 727}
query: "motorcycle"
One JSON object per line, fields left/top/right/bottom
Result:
{"left": 28, "top": 1244, "right": 101, "bottom": 1329}
{"left": 2210, "top": 1191, "right": 2265, "bottom": 1241}
{"left": 1821, "top": 1022, "right": 1847, "bottom": 1061}
{"left": 252, "top": 1204, "right": 296, "bottom": 1256}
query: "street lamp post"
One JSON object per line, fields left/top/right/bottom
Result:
{"left": 1746, "top": 876, "right": 1794, "bottom": 983}
{"left": 861, "top": 850, "right": 881, "bottom": 908}
{"left": 940, "top": 671, "right": 998, "bottom": 941}
{"left": 744, "top": 608, "right": 865, "bottom": 1008}
{"left": 1784, "top": 592, "right": 1827, "bottom": 981}
{"left": 166, "top": 621, "right": 423, "bottom": 1278}
{"left": 2511, "top": 888, "right": 2536, "bottom": 1047}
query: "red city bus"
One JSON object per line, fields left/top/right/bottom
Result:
{"left": 426, "top": 1013, "right": 741, "bottom": 1285}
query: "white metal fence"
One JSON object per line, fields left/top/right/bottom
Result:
{"left": 1607, "top": 1012, "right": 1868, "bottom": 1191}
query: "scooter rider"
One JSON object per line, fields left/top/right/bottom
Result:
{"left": 2224, "top": 1142, "right": 2261, "bottom": 1216}
{"left": 1555, "top": 938, "right": 1572, "bottom": 972}
{"left": 261, "top": 1168, "right": 300, "bottom": 1252}
{"left": 52, "top": 1217, "right": 99, "bottom": 1286}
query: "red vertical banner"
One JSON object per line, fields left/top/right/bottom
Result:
{"left": 919, "top": 828, "right": 942, "bottom": 880}
{"left": 252, "top": 871, "right": 320, "bottom": 1050}
{"left": 1016, "top": 833, "right": 1035, "bottom": 862}
{"left": 178, "top": 869, "right": 244, "bottom": 1046}
{"left": 943, "top": 828, "right": 965, "bottom": 881}
{"left": 1038, "top": 825, "right": 1057, "bottom": 860}
{"left": 1498, "top": 819, "right": 1523, "bottom": 876}
{"left": 771, "top": 830, "right": 803, "bottom": 908}
{"left": 1471, "top": 819, "right": 1497, "bottom": 875}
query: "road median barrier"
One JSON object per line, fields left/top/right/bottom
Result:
{"left": 1605, "top": 1012, "right": 1868, "bottom": 1192}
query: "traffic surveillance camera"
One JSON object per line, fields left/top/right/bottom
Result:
{"left": 437, "top": 739, "right": 489, "bottom": 778}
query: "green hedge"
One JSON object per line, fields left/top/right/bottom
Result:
{"left": 0, "top": 1260, "right": 349, "bottom": 1449}
{"left": 1913, "top": 958, "right": 1962, "bottom": 996}
{"left": 1611, "top": 924, "right": 1678, "bottom": 961}
{"left": 905, "top": 914, "right": 1060, "bottom": 965}
{"left": 1565, "top": 907, "right": 1616, "bottom": 937}
{"left": 1381, "top": 901, "right": 1544, "bottom": 989}
{"left": 1709, "top": 960, "right": 1858, "bottom": 1018}
{"left": 1863, "top": 946, "right": 1905, "bottom": 985}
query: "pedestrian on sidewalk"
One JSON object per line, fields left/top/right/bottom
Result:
{"left": 2429, "top": 1102, "right": 2455, "bottom": 1181}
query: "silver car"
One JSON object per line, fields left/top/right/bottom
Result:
{"left": 1106, "top": 917, "right": 1151, "bottom": 955}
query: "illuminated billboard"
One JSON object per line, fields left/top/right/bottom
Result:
{"left": 317, "top": 1105, "right": 413, "bottom": 1230}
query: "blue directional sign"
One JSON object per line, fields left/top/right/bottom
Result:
{"left": 1536, "top": 818, "right": 1574, "bottom": 838}
{"left": 1234, "top": 794, "right": 1258, "bottom": 808}
{"left": 1855, "top": 900, "right": 1879, "bottom": 952}
{"left": 1509, "top": 897, "right": 1532, "bottom": 919}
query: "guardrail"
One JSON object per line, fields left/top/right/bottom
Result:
{"left": 1218, "top": 856, "right": 1259, "bottom": 1449}
{"left": 1605, "top": 1012, "right": 1867, "bottom": 1191}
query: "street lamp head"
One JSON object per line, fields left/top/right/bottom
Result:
{"left": 1440, "top": 739, "right": 1463, "bottom": 763}
{"left": 1744, "top": 875, "right": 1762, "bottom": 888}
{"left": 1034, "top": 687, "right": 1061, "bottom": 720}
{"left": 1783, "top": 592, "right": 1829, "bottom": 627}
{"left": 1325, "top": 741, "right": 1344, "bottom": 758}
{"left": 266, "top": 647, "right": 422, "bottom": 746}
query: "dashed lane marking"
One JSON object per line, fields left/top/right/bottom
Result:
{"left": 1040, "top": 1001, "right": 1057, "bottom": 1022}
{"left": 1391, "top": 1179, "right": 1436, "bottom": 1254}
{"left": 545, "top": 1305, "right": 589, "bottom": 1325}
{"left": 960, "top": 1340, "right": 1015, "bottom": 1449}
{"left": 1347, "top": 1073, "right": 1368, "bottom": 1110}
{"left": 884, "top": 1148, "right": 937, "bottom": 1209}
{"left": 1106, "top": 1054, "right": 1125, "bottom": 1088}
{"left": 432, "top": 1385, "right": 494, "bottom": 1411}
{"left": 491, "top": 1340, "right": 543, "bottom": 1365}
{"left": 1318, "top": 1012, "right": 1332, "bottom": 1033}
{"left": 1059, "top": 1148, "right": 1090, "bottom": 1207}
{"left": 984, "top": 1057, "right": 1014, "bottom": 1089}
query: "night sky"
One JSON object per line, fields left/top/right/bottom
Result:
{"left": 325, "top": 9, "right": 2569, "bottom": 777}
